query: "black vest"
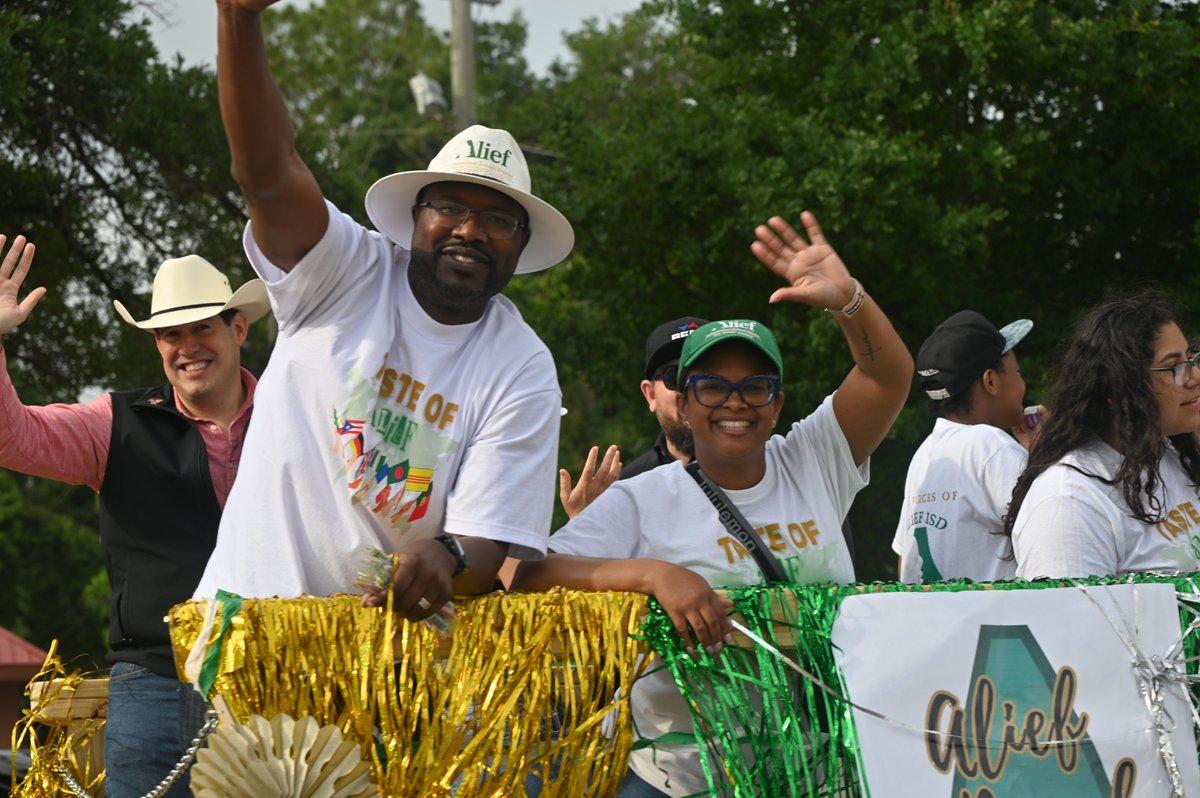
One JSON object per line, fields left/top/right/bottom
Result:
{"left": 99, "top": 384, "right": 221, "bottom": 677}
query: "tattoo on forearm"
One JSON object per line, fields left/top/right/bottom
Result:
{"left": 860, "top": 331, "right": 880, "bottom": 362}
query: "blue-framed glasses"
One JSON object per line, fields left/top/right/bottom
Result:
{"left": 685, "top": 374, "right": 781, "bottom": 407}
{"left": 1148, "top": 351, "right": 1200, "bottom": 386}
{"left": 416, "top": 200, "right": 527, "bottom": 239}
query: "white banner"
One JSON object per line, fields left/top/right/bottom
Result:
{"left": 831, "top": 584, "right": 1200, "bottom": 797}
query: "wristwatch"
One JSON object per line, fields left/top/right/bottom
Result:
{"left": 433, "top": 534, "right": 469, "bottom": 577}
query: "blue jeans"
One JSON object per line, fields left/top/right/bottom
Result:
{"left": 617, "top": 768, "right": 671, "bottom": 798}
{"left": 105, "top": 662, "right": 209, "bottom": 798}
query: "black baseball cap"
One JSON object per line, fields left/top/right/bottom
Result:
{"left": 644, "top": 317, "right": 708, "bottom": 378}
{"left": 916, "top": 311, "right": 1032, "bottom": 400}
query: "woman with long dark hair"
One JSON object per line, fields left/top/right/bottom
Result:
{"left": 1005, "top": 292, "right": 1200, "bottom": 578}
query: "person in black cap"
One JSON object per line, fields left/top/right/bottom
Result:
{"left": 892, "top": 310, "right": 1036, "bottom": 584}
{"left": 621, "top": 316, "right": 709, "bottom": 479}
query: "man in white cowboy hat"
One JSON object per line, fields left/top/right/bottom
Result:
{"left": 194, "top": 0, "right": 575, "bottom": 615}
{"left": 0, "top": 234, "right": 269, "bottom": 798}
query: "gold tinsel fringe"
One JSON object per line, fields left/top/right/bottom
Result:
{"left": 168, "top": 589, "right": 652, "bottom": 797}
{"left": 12, "top": 642, "right": 107, "bottom": 797}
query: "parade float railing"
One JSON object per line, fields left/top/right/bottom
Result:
{"left": 12, "top": 646, "right": 108, "bottom": 798}
{"left": 14, "top": 574, "right": 1200, "bottom": 797}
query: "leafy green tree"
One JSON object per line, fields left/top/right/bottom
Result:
{"left": 0, "top": 0, "right": 272, "bottom": 396}
{"left": 260, "top": 0, "right": 453, "bottom": 209}
{"left": 526, "top": 0, "right": 1200, "bottom": 579}
{"left": 0, "top": 472, "right": 107, "bottom": 663}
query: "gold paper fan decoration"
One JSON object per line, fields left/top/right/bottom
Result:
{"left": 191, "top": 713, "right": 377, "bottom": 798}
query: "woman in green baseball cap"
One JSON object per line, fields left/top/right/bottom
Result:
{"left": 513, "top": 212, "right": 914, "bottom": 797}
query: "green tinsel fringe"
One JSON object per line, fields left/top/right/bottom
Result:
{"left": 639, "top": 572, "right": 1200, "bottom": 798}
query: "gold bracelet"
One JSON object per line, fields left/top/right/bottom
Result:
{"left": 826, "top": 279, "right": 865, "bottom": 317}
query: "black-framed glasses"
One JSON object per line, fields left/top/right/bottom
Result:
{"left": 416, "top": 200, "right": 527, "bottom": 240}
{"left": 652, "top": 362, "right": 680, "bottom": 391}
{"left": 685, "top": 373, "right": 781, "bottom": 407}
{"left": 1149, "top": 351, "right": 1200, "bottom": 386}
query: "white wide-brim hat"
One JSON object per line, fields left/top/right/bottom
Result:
{"left": 363, "top": 125, "right": 575, "bottom": 274}
{"left": 113, "top": 255, "right": 272, "bottom": 330}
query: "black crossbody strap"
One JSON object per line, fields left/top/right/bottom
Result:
{"left": 685, "top": 461, "right": 789, "bottom": 584}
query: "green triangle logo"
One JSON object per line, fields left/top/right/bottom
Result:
{"left": 925, "top": 624, "right": 1137, "bottom": 797}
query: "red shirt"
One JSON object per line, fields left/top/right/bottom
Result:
{"left": 0, "top": 348, "right": 256, "bottom": 508}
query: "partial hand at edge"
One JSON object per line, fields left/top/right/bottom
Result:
{"left": 0, "top": 235, "right": 46, "bottom": 337}
{"left": 1012, "top": 404, "right": 1049, "bottom": 452}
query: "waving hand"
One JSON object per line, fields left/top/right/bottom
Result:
{"left": 750, "top": 212, "right": 857, "bottom": 311}
{"left": 749, "top": 211, "right": 915, "bottom": 466}
{"left": 0, "top": 235, "right": 46, "bottom": 336}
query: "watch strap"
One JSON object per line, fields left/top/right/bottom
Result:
{"left": 433, "top": 533, "right": 469, "bottom": 577}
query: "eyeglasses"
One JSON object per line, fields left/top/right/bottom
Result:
{"left": 1148, "top": 351, "right": 1200, "bottom": 386}
{"left": 652, "top": 363, "right": 680, "bottom": 392}
{"left": 685, "top": 374, "right": 781, "bottom": 407}
{"left": 416, "top": 200, "right": 527, "bottom": 240}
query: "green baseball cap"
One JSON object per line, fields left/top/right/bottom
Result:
{"left": 678, "top": 319, "right": 784, "bottom": 381}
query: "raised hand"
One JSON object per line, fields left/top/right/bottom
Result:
{"left": 559, "top": 444, "right": 622, "bottom": 518}
{"left": 0, "top": 235, "right": 46, "bottom": 336}
{"left": 750, "top": 212, "right": 858, "bottom": 311}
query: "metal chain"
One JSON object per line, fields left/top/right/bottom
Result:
{"left": 54, "top": 708, "right": 220, "bottom": 798}
{"left": 52, "top": 763, "right": 89, "bottom": 798}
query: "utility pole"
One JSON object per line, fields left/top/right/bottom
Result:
{"left": 450, "top": 0, "right": 500, "bottom": 131}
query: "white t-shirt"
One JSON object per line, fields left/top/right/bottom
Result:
{"left": 195, "top": 201, "right": 560, "bottom": 598}
{"left": 892, "top": 419, "right": 1025, "bottom": 583}
{"left": 548, "top": 395, "right": 865, "bottom": 797}
{"left": 1012, "top": 439, "right": 1200, "bottom": 579}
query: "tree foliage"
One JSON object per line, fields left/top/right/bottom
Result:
{"left": 524, "top": 0, "right": 1200, "bottom": 577}
{"left": 0, "top": 472, "right": 107, "bottom": 662}
{"left": 0, "top": 0, "right": 272, "bottom": 395}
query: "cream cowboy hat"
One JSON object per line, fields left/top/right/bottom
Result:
{"left": 363, "top": 125, "right": 575, "bottom": 274}
{"left": 113, "top": 255, "right": 271, "bottom": 330}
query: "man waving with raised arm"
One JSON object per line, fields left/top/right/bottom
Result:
{"left": 196, "top": 1, "right": 575, "bottom": 616}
